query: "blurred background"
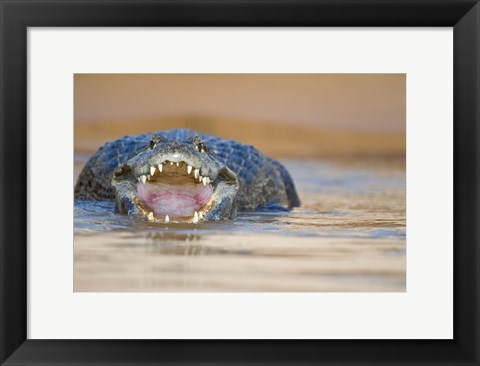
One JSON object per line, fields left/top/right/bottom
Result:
{"left": 74, "top": 74, "right": 405, "bottom": 159}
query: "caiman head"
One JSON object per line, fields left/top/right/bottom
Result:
{"left": 111, "top": 135, "right": 239, "bottom": 223}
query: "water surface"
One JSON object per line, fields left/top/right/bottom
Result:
{"left": 74, "top": 158, "right": 406, "bottom": 292}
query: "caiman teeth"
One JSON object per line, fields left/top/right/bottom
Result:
{"left": 138, "top": 161, "right": 214, "bottom": 198}
{"left": 148, "top": 212, "right": 154, "bottom": 221}
{"left": 199, "top": 212, "right": 204, "bottom": 220}
{"left": 193, "top": 211, "right": 199, "bottom": 224}
{"left": 165, "top": 215, "right": 170, "bottom": 223}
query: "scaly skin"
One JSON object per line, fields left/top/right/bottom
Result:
{"left": 75, "top": 129, "right": 300, "bottom": 221}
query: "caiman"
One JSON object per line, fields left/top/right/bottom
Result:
{"left": 74, "top": 129, "right": 300, "bottom": 223}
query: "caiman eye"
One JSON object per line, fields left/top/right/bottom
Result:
{"left": 187, "top": 136, "right": 210, "bottom": 154}
{"left": 196, "top": 142, "right": 209, "bottom": 153}
{"left": 149, "top": 136, "right": 166, "bottom": 149}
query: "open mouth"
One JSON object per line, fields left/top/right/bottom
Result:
{"left": 135, "top": 160, "right": 215, "bottom": 223}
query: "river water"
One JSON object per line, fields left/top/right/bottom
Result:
{"left": 74, "top": 157, "right": 406, "bottom": 292}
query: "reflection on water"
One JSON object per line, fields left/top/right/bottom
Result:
{"left": 74, "top": 158, "right": 406, "bottom": 292}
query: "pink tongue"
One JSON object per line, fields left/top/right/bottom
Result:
{"left": 137, "top": 181, "right": 212, "bottom": 218}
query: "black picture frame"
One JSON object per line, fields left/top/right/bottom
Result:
{"left": 1, "top": 1, "right": 479, "bottom": 365}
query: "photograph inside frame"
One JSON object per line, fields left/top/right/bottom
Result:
{"left": 73, "top": 74, "right": 406, "bottom": 292}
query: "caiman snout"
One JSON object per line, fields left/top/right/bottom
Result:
{"left": 111, "top": 134, "right": 239, "bottom": 224}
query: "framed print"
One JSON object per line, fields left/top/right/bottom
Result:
{"left": 1, "top": 1, "right": 479, "bottom": 365}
